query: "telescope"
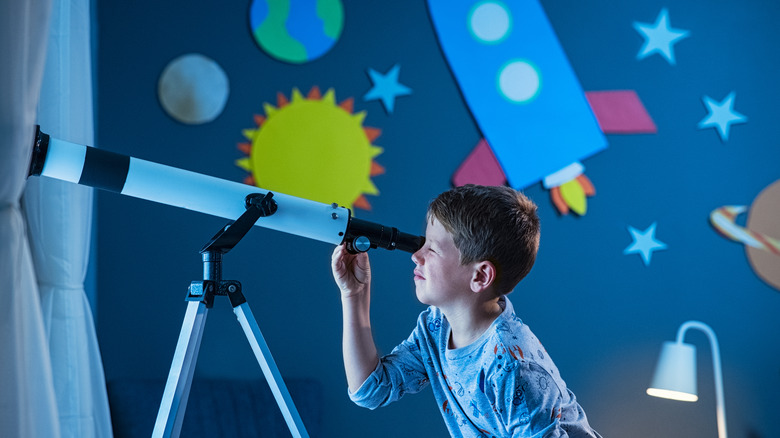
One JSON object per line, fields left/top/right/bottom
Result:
{"left": 27, "top": 126, "right": 425, "bottom": 438}
{"left": 28, "top": 126, "right": 424, "bottom": 254}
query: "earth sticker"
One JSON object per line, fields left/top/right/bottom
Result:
{"left": 249, "top": 0, "right": 344, "bottom": 64}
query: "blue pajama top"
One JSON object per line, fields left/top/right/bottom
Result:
{"left": 349, "top": 296, "right": 601, "bottom": 437}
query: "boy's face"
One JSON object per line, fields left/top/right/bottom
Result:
{"left": 411, "top": 217, "right": 475, "bottom": 307}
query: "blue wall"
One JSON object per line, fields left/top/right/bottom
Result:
{"left": 96, "top": 1, "right": 780, "bottom": 436}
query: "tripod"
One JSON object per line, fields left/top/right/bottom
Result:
{"left": 152, "top": 192, "right": 309, "bottom": 438}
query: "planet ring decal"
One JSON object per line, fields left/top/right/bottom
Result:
{"left": 710, "top": 206, "right": 780, "bottom": 256}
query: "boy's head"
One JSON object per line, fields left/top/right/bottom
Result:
{"left": 427, "top": 184, "right": 540, "bottom": 295}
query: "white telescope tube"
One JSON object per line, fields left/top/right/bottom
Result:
{"left": 29, "top": 127, "right": 423, "bottom": 252}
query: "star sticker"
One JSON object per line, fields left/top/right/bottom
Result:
{"left": 633, "top": 8, "right": 690, "bottom": 65}
{"left": 623, "top": 222, "right": 667, "bottom": 266}
{"left": 697, "top": 91, "right": 748, "bottom": 142}
{"left": 363, "top": 64, "right": 412, "bottom": 114}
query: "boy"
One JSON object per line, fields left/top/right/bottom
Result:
{"left": 331, "top": 185, "right": 600, "bottom": 437}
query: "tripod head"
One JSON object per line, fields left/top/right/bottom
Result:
{"left": 200, "top": 193, "right": 278, "bottom": 255}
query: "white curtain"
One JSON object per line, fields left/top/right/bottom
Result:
{"left": 22, "top": 0, "right": 114, "bottom": 436}
{"left": 0, "top": 0, "right": 60, "bottom": 437}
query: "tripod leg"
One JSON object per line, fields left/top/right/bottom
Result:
{"left": 233, "top": 303, "right": 310, "bottom": 438}
{"left": 153, "top": 300, "right": 209, "bottom": 438}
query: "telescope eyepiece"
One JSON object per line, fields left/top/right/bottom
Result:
{"left": 344, "top": 217, "right": 424, "bottom": 254}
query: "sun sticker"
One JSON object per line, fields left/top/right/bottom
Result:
{"left": 236, "top": 87, "right": 384, "bottom": 210}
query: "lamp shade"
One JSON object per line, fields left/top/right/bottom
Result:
{"left": 647, "top": 341, "right": 698, "bottom": 402}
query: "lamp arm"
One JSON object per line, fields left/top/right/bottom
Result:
{"left": 677, "top": 321, "right": 727, "bottom": 438}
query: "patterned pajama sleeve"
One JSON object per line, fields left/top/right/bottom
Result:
{"left": 349, "top": 333, "right": 431, "bottom": 409}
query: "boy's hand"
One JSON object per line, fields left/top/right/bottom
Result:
{"left": 331, "top": 244, "right": 371, "bottom": 298}
{"left": 332, "top": 244, "right": 378, "bottom": 391}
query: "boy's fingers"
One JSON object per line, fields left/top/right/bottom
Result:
{"left": 332, "top": 244, "right": 346, "bottom": 264}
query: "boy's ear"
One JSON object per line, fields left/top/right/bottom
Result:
{"left": 470, "top": 260, "right": 496, "bottom": 293}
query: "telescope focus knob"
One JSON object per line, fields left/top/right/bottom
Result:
{"left": 353, "top": 236, "right": 371, "bottom": 252}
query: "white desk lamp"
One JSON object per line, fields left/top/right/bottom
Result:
{"left": 647, "top": 320, "right": 727, "bottom": 438}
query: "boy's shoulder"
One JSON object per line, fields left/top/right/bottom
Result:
{"left": 487, "top": 306, "right": 541, "bottom": 361}
{"left": 483, "top": 299, "right": 562, "bottom": 378}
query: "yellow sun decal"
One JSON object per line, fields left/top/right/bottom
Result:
{"left": 236, "top": 86, "right": 384, "bottom": 210}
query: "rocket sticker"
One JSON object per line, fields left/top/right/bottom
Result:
{"left": 429, "top": 0, "right": 656, "bottom": 215}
